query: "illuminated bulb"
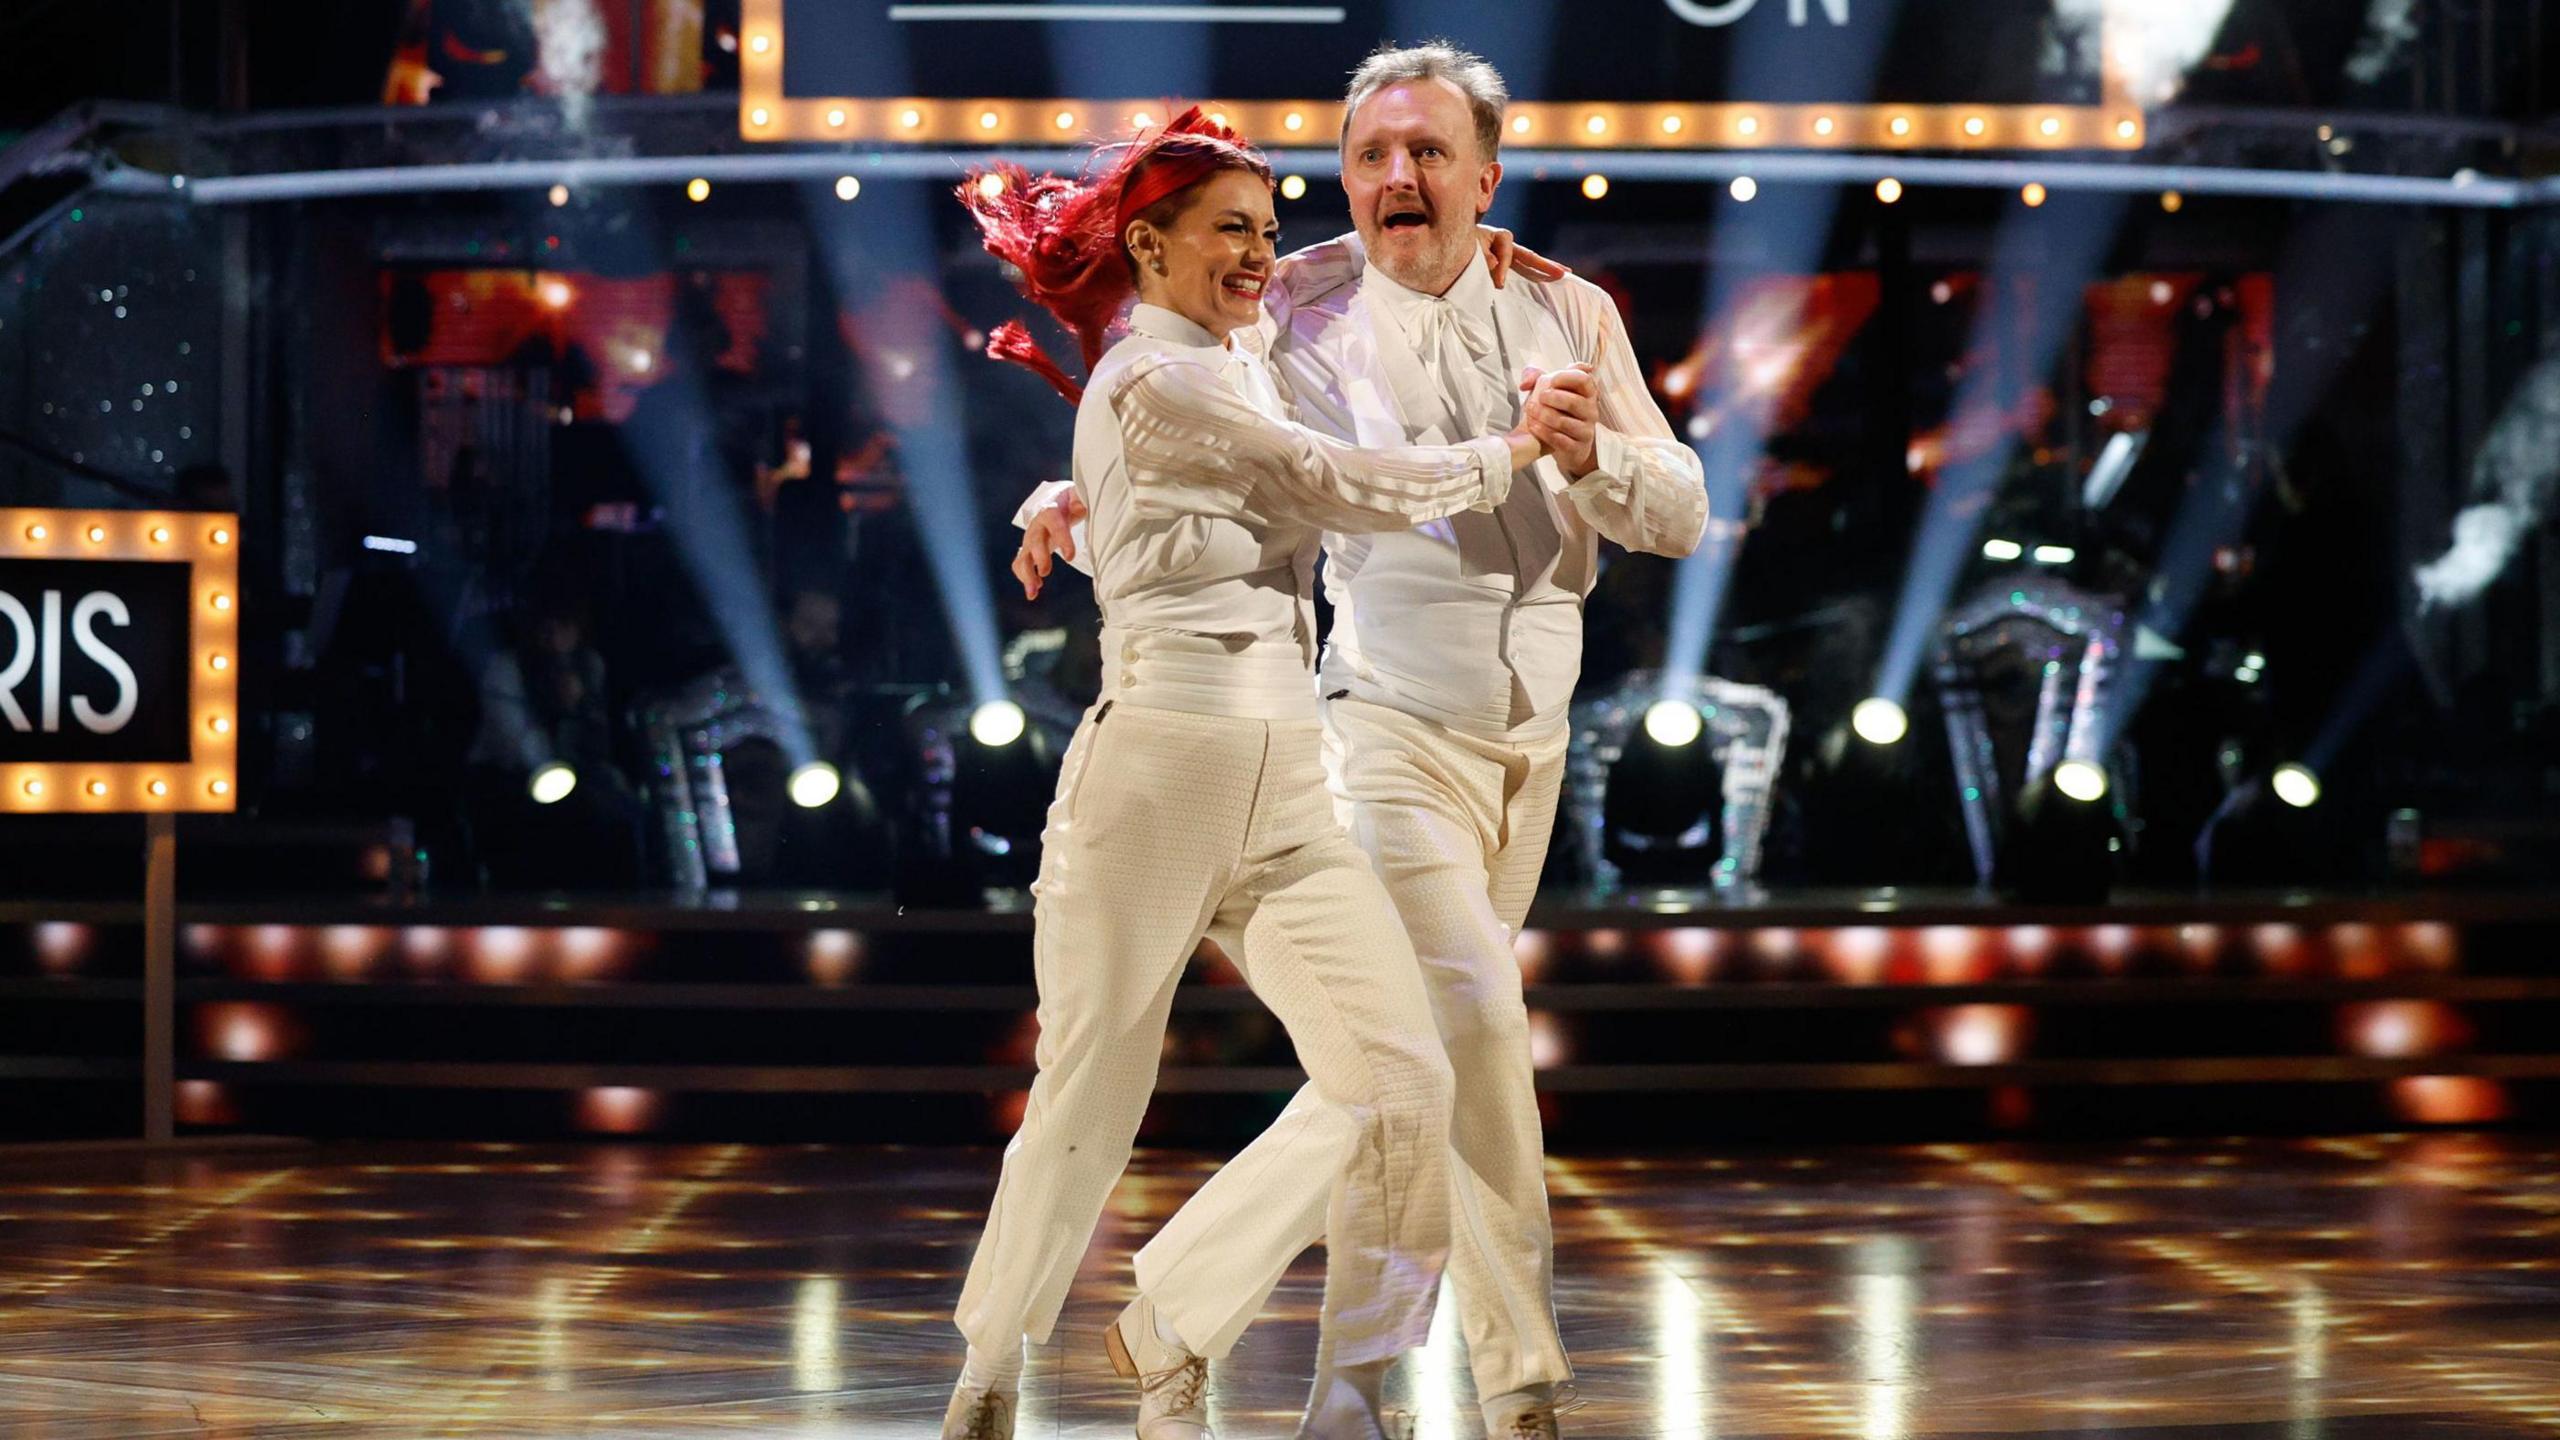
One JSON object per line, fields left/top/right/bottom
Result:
{"left": 978, "top": 109, "right": 1000, "bottom": 130}
{"left": 835, "top": 175, "right": 861, "bottom": 202}
{"left": 1054, "top": 109, "right": 1075, "bottom": 131}
{"left": 1585, "top": 114, "right": 1608, "bottom": 136}
{"left": 151, "top": 526, "right": 171, "bottom": 543}
{"left": 547, "top": 183, "right": 569, "bottom": 207}
{"left": 86, "top": 525, "right": 106, "bottom": 542}
{"left": 828, "top": 108, "right": 847, "bottom": 129}
{"left": 1889, "top": 115, "right": 1912, "bottom": 137}
{"left": 26, "top": 523, "right": 47, "bottom": 541}
{"left": 789, "top": 763, "right": 842, "bottom": 809}
{"left": 529, "top": 763, "right": 578, "bottom": 806}
{"left": 686, "top": 177, "right": 711, "bottom": 202}
{"left": 538, "top": 278, "right": 573, "bottom": 310}
{"left": 749, "top": 107, "right": 771, "bottom": 128}
{"left": 2116, "top": 117, "right": 2140, "bottom": 141}
{"left": 1982, "top": 538, "right": 2025, "bottom": 561}
{"left": 2040, "top": 115, "right": 2063, "bottom": 138}
{"left": 1283, "top": 111, "right": 1305, "bottom": 132}
{"left": 1852, "top": 698, "right": 1908, "bottom": 746}
{"left": 1130, "top": 110, "right": 1154, "bottom": 129}
{"left": 749, "top": 33, "right": 771, "bottom": 54}
{"left": 148, "top": 780, "right": 168, "bottom": 797}
{"left": 1875, "top": 177, "right": 1903, "bottom": 203}
{"left": 210, "top": 527, "right": 231, "bottom": 545}
{"left": 209, "top": 779, "right": 232, "bottom": 797}
{"left": 1581, "top": 174, "right": 1610, "bottom": 200}
{"left": 1729, "top": 176, "right": 1757, "bottom": 202}
{"left": 1644, "top": 700, "right": 1704, "bottom": 748}
{"left": 2271, "top": 764, "right": 2322, "bottom": 809}
{"left": 976, "top": 173, "right": 1006, "bottom": 200}
{"left": 1661, "top": 115, "right": 1684, "bottom": 135}
{"left": 2021, "top": 182, "right": 2048, "bottom": 206}
{"left": 899, "top": 107, "right": 923, "bottom": 129}
{"left": 22, "top": 779, "right": 42, "bottom": 797}
{"left": 1207, "top": 111, "right": 1228, "bottom": 128}
{"left": 1735, "top": 115, "right": 1759, "bottom": 137}
{"left": 1280, "top": 175, "right": 1307, "bottom": 200}
{"left": 1964, "top": 115, "right": 1986, "bottom": 137}
{"left": 2053, "top": 761, "right": 2109, "bottom": 803}
{"left": 208, "top": 716, "right": 231, "bottom": 735}
{"left": 210, "top": 593, "right": 232, "bottom": 612}
{"left": 2161, "top": 190, "right": 2184, "bottom": 213}
{"left": 1510, "top": 114, "right": 1532, "bottom": 135}
{"left": 970, "top": 700, "right": 1028, "bottom": 748}
{"left": 86, "top": 780, "right": 106, "bottom": 797}
{"left": 1812, "top": 115, "right": 1836, "bottom": 137}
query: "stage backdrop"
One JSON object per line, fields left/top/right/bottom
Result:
{"left": 738, "top": 0, "right": 2142, "bottom": 147}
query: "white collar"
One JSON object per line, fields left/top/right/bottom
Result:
{"left": 1360, "top": 247, "right": 1497, "bottom": 330}
{"left": 1128, "top": 302, "right": 1242, "bottom": 355}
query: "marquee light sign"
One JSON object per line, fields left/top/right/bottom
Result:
{"left": 1, "top": 510, "right": 241, "bottom": 814}
{"left": 738, "top": 0, "right": 2145, "bottom": 149}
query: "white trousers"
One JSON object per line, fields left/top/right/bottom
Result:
{"left": 954, "top": 700, "right": 1455, "bottom": 1369}
{"left": 1136, "top": 697, "right": 1574, "bottom": 1398}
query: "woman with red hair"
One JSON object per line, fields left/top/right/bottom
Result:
{"left": 939, "top": 111, "right": 1548, "bottom": 1440}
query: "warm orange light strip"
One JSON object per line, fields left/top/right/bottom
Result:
{"left": 2, "top": 509, "right": 241, "bottom": 815}
{"left": 736, "top": 92, "right": 2143, "bottom": 152}
{"left": 737, "top": 1, "right": 2142, "bottom": 151}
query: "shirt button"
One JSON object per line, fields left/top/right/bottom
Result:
{"left": 1121, "top": 640, "right": 1141, "bottom": 662}
{"left": 1119, "top": 671, "right": 1139, "bottom": 689}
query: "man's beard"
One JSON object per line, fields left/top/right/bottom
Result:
{"left": 1368, "top": 217, "right": 1473, "bottom": 294}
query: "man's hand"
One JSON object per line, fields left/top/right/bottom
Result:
{"left": 1478, "top": 227, "right": 1572, "bottom": 289}
{"left": 1011, "top": 487, "right": 1088, "bottom": 600}
{"left": 1521, "top": 364, "right": 1602, "bottom": 477}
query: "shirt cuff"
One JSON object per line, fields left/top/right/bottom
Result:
{"left": 1559, "top": 426, "right": 1636, "bottom": 507}
{"left": 1464, "top": 434, "right": 1518, "bottom": 511}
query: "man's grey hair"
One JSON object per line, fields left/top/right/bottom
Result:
{"left": 1340, "top": 40, "right": 1509, "bottom": 162}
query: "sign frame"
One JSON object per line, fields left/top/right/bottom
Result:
{"left": 736, "top": 0, "right": 2146, "bottom": 150}
{"left": 2, "top": 508, "right": 242, "bottom": 816}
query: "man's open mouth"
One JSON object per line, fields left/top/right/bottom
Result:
{"left": 1380, "top": 210, "right": 1430, "bottom": 230}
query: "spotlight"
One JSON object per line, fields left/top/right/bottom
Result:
{"left": 1729, "top": 176, "right": 1758, "bottom": 203}
{"left": 1644, "top": 700, "right": 1705, "bottom": 748}
{"left": 549, "top": 183, "right": 571, "bottom": 207}
{"left": 1602, "top": 712, "right": 1725, "bottom": 886}
{"left": 970, "top": 700, "right": 1027, "bottom": 747}
{"left": 789, "top": 762, "right": 843, "bottom": 809}
{"left": 2053, "top": 760, "right": 2110, "bottom": 803}
{"left": 1581, "top": 174, "right": 1610, "bottom": 201}
{"left": 835, "top": 175, "right": 861, "bottom": 202}
{"left": 2021, "top": 182, "right": 2048, "bottom": 207}
{"left": 1875, "top": 177, "right": 1903, "bottom": 204}
{"left": 2271, "top": 763, "right": 2322, "bottom": 809}
{"left": 2000, "top": 767, "right": 2119, "bottom": 903}
{"left": 686, "top": 178, "right": 711, "bottom": 203}
{"left": 1852, "top": 698, "right": 1909, "bottom": 747}
{"left": 529, "top": 762, "right": 578, "bottom": 806}
{"left": 1981, "top": 538, "right": 2025, "bottom": 562}
{"left": 2031, "top": 544, "right": 2078, "bottom": 565}
{"left": 1280, "top": 175, "right": 1307, "bottom": 200}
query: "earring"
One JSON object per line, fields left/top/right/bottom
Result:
{"left": 1149, "top": 257, "right": 1167, "bottom": 276}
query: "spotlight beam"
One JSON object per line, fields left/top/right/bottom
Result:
{"left": 1872, "top": 193, "right": 2130, "bottom": 708}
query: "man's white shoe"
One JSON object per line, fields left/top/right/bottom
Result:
{"left": 1482, "top": 1387, "right": 1563, "bottom": 1439}
{"left": 1104, "top": 1294, "right": 1213, "bottom": 1438}
{"left": 940, "top": 1382, "right": 1016, "bottom": 1440}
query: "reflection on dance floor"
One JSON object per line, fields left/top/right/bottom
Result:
{"left": 2, "top": 1135, "right": 2557, "bottom": 1437}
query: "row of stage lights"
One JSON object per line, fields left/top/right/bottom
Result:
{"left": 729, "top": 85, "right": 2145, "bottom": 153}
{"left": 522, "top": 701, "right": 1026, "bottom": 809}
{"left": 636, "top": 172, "right": 2186, "bottom": 211}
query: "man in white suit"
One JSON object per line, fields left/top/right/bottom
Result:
{"left": 1018, "top": 42, "right": 1708, "bottom": 1439}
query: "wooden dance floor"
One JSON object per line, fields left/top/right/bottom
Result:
{"left": 3, "top": 1136, "right": 2557, "bottom": 1438}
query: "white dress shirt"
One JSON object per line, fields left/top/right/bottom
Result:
{"left": 1263, "top": 239, "right": 1710, "bottom": 741}
{"left": 1019, "top": 303, "right": 1515, "bottom": 715}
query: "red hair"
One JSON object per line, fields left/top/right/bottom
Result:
{"left": 960, "top": 106, "right": 1271, "bottom": 403}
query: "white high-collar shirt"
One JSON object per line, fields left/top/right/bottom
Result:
{"left": 1045, "top": 302, "right": 1516, "bottom": 667}
{"left": 1261, "top": 239, "right": 1710, "bottom": 741}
